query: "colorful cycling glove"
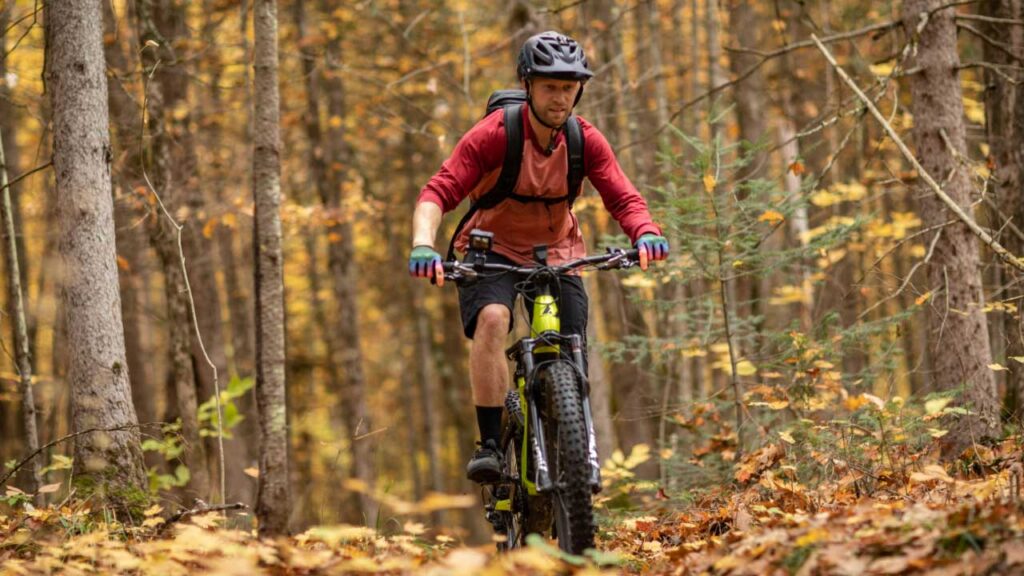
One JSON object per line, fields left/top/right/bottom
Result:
{"left": 635, "top": 233, "right": 669, "bottom": 262}
{"left": 409, "top": 245, "right": 442, "bottom": 278}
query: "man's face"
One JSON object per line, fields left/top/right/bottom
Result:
{"left": 527, "top": 77, "right": 581, "bottom": 126}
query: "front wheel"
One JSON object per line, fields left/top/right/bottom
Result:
{"left": 539, "top": 361, "right": 595, "bottom": 554}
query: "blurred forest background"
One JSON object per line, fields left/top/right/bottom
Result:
{"left": 2, "top": 0, "right": 1023, "bottom": 542}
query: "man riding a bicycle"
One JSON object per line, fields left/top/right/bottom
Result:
{"left": 409, "top": 31, "right": 668, "bottom": 485}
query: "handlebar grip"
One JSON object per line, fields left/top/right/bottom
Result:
{"left": 638, "top": 245, "right": 649, "bottom": 271}
{"left": 433, "top": 261, "right": 444, "bottom": 287}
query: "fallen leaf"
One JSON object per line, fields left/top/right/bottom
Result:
{"left": 36, "top": 483, "right": 61, "bottom": 495}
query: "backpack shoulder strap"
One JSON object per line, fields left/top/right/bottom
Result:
{"left": 445, "top": 104, "right": 525, "bottom": 261}
{"left": 565, "top": 115, "right": 585, "bottom": 207}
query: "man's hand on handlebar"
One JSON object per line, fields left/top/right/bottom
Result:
{"left": 635, "top": 233, "right": 669, "bottom": 270}
{"left": 409, "top": 245, "right": 443, "bottom": 280}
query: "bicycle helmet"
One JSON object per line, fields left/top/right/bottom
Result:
{"left": 517, "top": 31, "right": 593, "bottom": 82}
{"left": 517, "top": 31, "right": 592, "bottom": 130}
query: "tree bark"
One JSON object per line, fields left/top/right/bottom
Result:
{"left": 47, "top": 0, "right": 147, "bottom": 510}
{"left": 253, "top": 0, "right": 291, "bottom": 536}
{"left": 136, "top": 0, "right": 212, "bottom": 501}
{"left": 903, "top": 0, "right": 1000, "bottom": 454}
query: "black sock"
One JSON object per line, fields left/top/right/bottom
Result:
{"left": 476, "top": 406, "right": 504, "bottom": 446}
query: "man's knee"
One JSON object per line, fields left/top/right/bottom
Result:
{"left": 474, "top": 304, "right": 510, "bottom": 341}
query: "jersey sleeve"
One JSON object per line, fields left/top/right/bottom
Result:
{"left": 580, "top": 119, "right": 662, "bottom": 242}
{"left": 417, "top": 113, "right": 506, "bottom": 213}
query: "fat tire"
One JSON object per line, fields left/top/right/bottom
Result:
{"left": 540, "top": 361, "right": 595, "bottom": 554}
{"left": 491, "top": 425, "right": 519, "bottom": 552}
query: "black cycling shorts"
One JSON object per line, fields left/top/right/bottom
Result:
{"left": 457, "top": 252, "right": 589, "bottom": 355}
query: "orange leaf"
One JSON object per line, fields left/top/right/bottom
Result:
{"left": 758, "top": 210, "right": 785, "bottom": 225}
{"left": 202, "top": 217, "right": 218, "bottom": 239}
{"left": 788, "top": 161, "right": 805, "bottom": 175}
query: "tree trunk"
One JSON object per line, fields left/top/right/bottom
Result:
{"left": 47, "top": 0, "right": 146, "bottom": 511}
{"left": 253, "top": 0, "right": 291, "bottom": 536}
{"left": 292, "top": 0, "right": 361, "bottom": 522}
{"left": 169, "top": 0, "right": 232, "bottom": 500}
{"left": 0, "top": 3, "right": 20, "bottom": 474}
{"left": 981, "top": 0, "right": 1024, "bottom": 418}
{"left": 201, "top": 0, "right": 256, "bottom": 507}
{"left": 0, "top": 128, "right": 40, "bottom": 498}
{"left": 706, "top": 0, "right": 726, "bottom": 140}
{"left": 584, "top": 278, "right": 617, "bottom": 463}
{"left": 136, "top": 0, "right": 212, "bottom": 501}
{"left": 103, "top": 0, "right": 159, "bottom": 437}
{"left": 321, "top": 5, "right": 377, "bottom": 524}
{"left": 903, "top": 0, "right": 1000, "bottom": 454}
{"left": 0, "top": 5, "right": 34, "bottom": 371}
{"left": 1010, "top": 0, "right": 1024, "bottom": 422}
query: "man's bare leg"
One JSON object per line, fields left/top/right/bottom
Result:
{"left": 471, "top": 303, "right": 511, "bottom": 406}
{"left": 466, "top": 303, "right": 510, "bottom": 482}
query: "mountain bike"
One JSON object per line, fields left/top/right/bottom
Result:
{"left": 439, "top": 229, "right": 646, "bottom": 554}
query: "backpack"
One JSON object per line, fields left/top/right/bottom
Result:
{"left": 445, "top": 89, "right": 586, "bottom": 262}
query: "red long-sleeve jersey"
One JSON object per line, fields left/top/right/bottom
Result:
{"left": 418, "top": 103, "right": 661, "bottom": 265}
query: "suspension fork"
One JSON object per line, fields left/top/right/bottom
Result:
{"left": 518, "top": 343, "right": 555, "bottom": 492}
{"left": 569, "top": 334, "right": 602, "bottom": 493}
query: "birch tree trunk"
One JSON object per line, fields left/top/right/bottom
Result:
{"left": 903, "top": 0, "right": 1000, "bottom": 454}
{"left": 0, "top": 0, "right": 20, "bottom": 473}
{"left": 47, "top": 0, "right": 147, "bottom": 510}
{"left": 1, "top": 4, "right": 33, "bottom": 368}
{"left": 253, "top": 0, "right": 291, "bottom": 536}
{"left": 136, "top": 0, "right": 211, "bottom": 501}
{"left": 0, "top": 129, "right": 40, "bottom": 498}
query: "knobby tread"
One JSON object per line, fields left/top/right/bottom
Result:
{"left": 540, "top": 361, "right": 595, "bottom": 554}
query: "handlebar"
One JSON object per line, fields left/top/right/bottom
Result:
{"left": 434, "top": 247, "right": 645, "bottom": 287}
